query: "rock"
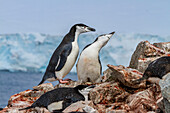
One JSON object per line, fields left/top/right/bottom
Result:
{"left": 159, "top": 73, "right": 170, "bottom": 102}
{"left": 88, "top": 79, "right": 162, "bottom": 112}
{"left": 0, "top": 107, "right": 50, "bottom": 113}
{"left": 105, "top": 109, "right": 127, "bottom": 113}
{"left": 153, "top": 42, "right": 170, "bottom": 53}
{"left": 126, "top": 84, "right": 162, "bottom": 113}
{"left": 135, "top": 57, "right": 161, "bottom": 73}
{"left": 83, "top": 105, "right": 99, "bottom": 113}
{"left": 102, "top": 68, "right": 115, "bottom": 82}
{"left": 104, "top": 102, "right": 130, "bottom": 113}
{"left": 163, "top": 98, "right": 170, "bottom": 113}
{"left": 54, "top": 80, "right": 94, "bottom": 90}
{"left": 147, "top": 77, "right": 161, "bottom": 85}
{"left": 89, "top": 82, "right": 127, "bottom": 104}
{"left": 156, "top": 97, "right": 165, "bottom": 113}
{"left": 55, "top": 80, "right": 82, "bottom": 88}
{"left": 7, "top": 89, "right": 34, "bottom": 108}
{"left": 107, "top": 64, "right": 146, "bottom": 88}
{"left": 129, "top": 41, "right": 169, "bottom": 72}
{"left": 32, "top": 83, "right": 54, "bottom": 92}
{"left": 159, "top": 73, "right": 170, "bottom": 113}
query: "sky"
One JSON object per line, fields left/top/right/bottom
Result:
{"left": 0, "top": 0, "right": 170, "bottom": 36}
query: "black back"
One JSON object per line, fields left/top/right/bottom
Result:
{"left": 143, "top": 56, "right": 170, "bottom": 79}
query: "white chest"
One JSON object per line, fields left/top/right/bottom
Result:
{"left": 47, "top": 101, "right": 63, "bottom": 112}
{"left": 81, "top": 46, "right": 99, "bottom": 59}
{"left": 56, "top": 40, "right": 79, "bottom": 79}
{"left": 68, "top": 41, "right": 79, "bottom": 62}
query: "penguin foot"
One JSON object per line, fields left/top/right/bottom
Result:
{"left": 63, "top": 78, "right": 71, "bottom": 81}
{"left": 59, "top": 79, "right": 71, "bottom": 84}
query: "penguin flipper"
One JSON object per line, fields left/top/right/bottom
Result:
{"left": 38, "top": 44, "right": 72, "bottom": 85}
{"left": 55, "top": 44, "right": 72, "bottom": 71}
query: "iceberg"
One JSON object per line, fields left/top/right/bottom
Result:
{"left": 0, "top": 33, "right": 169, "bottom": 73}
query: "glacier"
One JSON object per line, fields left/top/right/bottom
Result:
{"left": 0, "top": 33, "right": 169, "bottom": 73}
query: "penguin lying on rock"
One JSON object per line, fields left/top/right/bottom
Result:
{"left": 19, "top": 85, "right": 95, "bottom": 113}
{"left": 77, "top": 32, "right": 115, "bottom": 83}
{"left": 38, "top": 24, "right": 95, "bottom": 85}
{"left": 133, "top": 56, "right": 170, "bottom": 84}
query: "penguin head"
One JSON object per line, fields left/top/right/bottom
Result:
{"left": 94, "top": 32, "right": 115, "bottom": 47}
{"left": 75, "top": 85, "right": 95, "bottom": 101}
{"left": 70, "top": 23, "right": 96, "bottom": 34}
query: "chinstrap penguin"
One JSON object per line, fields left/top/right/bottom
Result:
{"left": 76, "top": 32, "right": 115, "bottom": 83}
{"left": 133, "top": 56, "right": 170, "bottom": 84}
{"left": 38, "top": 24, "right": 95, "bottom": 85}
{"left": 19, "top": 85, "right": 95, "bottom": 112}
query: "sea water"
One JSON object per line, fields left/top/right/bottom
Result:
{"left": 0, "top": 71, "right": 77, "bottom": 108}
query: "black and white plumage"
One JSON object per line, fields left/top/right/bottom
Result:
{"left": 76, "top": 32, "right": 115, "bottom": 83}
{"left": 38, "top": 24, "right": 95, "bottom": 85}
{"left": 19, "top": 85, "right": 94, "bottom": 112}
{"left": 133, "top": 56, "right": 170, "bottom": 84}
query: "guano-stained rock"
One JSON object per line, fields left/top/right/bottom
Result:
{"left": 129, "top": 41, "right": 169, "bottom": 73}
{"left": 107, "top": 64, "right": 146, "bottom": 88}
{"left": 127, "top": 84, "right": 162, "bottom": 113}
{"left": 89, "top": 82, "right": 126, "bottom": 104}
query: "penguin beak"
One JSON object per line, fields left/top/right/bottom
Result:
{"left": 106, "top": 31, "right": 115, "bottom": 39}
{"left": 86, "top": 27, "right": 96, "bottom": 32}
{"left": 110, "top": 32, "right": 115, "bottom": 35}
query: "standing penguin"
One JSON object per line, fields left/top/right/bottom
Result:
{"left": 77, "top": 32, "right": 115, "bottom": 83}
{"left": 38, "top": 24, "right": 95, "bottom": 85}
{"left": 19, "top": 85, "right": 94, "bottom": 112}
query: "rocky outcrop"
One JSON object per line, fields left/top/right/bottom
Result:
{"left": 153, "top": 42, "right": 170, "bottom": 53}
{"left": 105, "top": 64, "right": 146, "bottom": 88}
{"left": 89, "top": 82, "right": 129, "bottom": 104}
{"left": 127, "top": 84, "right": 162, "bottom": 113}
{"left": 88, "top": 66, "right": 162, "bottom": 113}
{"left": 129, "top": 41, "right": 170, "bottom": 73}
{"left": 1, "top": 41, "right": 169, "bottom": 113}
